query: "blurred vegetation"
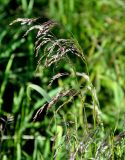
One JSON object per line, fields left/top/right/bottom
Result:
{"left": 0, "top": 0, "right": 125, "bottom": 159}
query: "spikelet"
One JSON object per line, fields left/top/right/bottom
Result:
{"left": 9, "top": 18, "right": 39, "bottom": 26}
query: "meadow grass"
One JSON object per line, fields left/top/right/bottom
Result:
{"left": 0, "top": 0, "right": 125, "bottom": 159}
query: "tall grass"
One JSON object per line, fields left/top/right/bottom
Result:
{"left": 6, "top": 17, "right": 124, "bottom": 159}
{"left": 1, "top": 0, "right": 125, "bottom": 159}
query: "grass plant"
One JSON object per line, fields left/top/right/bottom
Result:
{"left": 0, "top": 0, "right": 125, "bottom": 159}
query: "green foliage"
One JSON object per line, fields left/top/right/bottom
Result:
{"left": 27, "top": 83, "right": 51, "bottom": 102}
{"left": 0, "top": 0, "right": 125, "bottom": 159}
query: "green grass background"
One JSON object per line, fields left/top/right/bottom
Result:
{"left": 0, "top": 0, "right": 125, "bottom": 159}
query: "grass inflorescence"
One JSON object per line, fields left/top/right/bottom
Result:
{"left": 1, "top": 2, "right": 125, "bottom": 157}
{"left": 9, "top": 17, "right": 104, "bottom": 158}
{"left": 7, "top": 16, "right": 125, "bottom": 159}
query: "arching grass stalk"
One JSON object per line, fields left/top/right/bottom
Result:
{"left": 10, "top": 17, "right": 102, "bottom": 129}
